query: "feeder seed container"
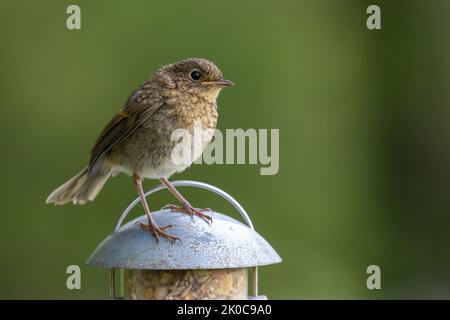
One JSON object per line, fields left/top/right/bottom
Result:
{"left": 87, "top": 181, "right": 282, "bottom": 300}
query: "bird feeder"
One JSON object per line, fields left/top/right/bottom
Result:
{"left": 87, "top": 180, "right": 281, "bottom": 300}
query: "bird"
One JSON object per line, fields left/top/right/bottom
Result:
{"left": 46, "top": 58, "right": 234, "bottom": 242}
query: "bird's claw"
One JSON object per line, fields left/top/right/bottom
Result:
{"left": 137, "top": 222, "right": 180, "bottom": 243}
{"left": 163, "top": 203, "right": 213, "bottom": 225}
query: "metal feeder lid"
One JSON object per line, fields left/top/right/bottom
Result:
{"left": 87, "top": 180, "right": 282, "bottom": 270}
{"left": 87, "top": 210, "right": 281, "bottom": 270}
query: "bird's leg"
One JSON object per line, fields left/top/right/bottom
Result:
{"left": 133, "top": 174, "right": 180, "bottom": 242}
{"left": 160, "top": 178, "right": 212, "bottom": 225}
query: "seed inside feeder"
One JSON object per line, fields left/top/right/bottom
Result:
{"left": 123, "top": 268, "right": 247, "bottom": 300}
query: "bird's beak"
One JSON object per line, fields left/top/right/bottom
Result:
{"left": 201, "top": 79, "right": 235, "bottom": 87}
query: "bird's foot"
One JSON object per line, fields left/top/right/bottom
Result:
{"left": 162, "top": 203, "right": 213, "bottom": 225}
{"left": 137, "top": 222, "right": 180, "bottom": 243}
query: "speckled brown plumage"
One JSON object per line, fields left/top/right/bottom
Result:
{"left": 106, "top": 83, "right": 218, "bottom": 179}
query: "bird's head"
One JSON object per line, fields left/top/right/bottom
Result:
{"left": 156, "top": 58, "right": 234, "bottom": 101}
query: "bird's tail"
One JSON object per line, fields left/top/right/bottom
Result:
{"left": 46, "top": 166, "right": 111, "bottom": 205}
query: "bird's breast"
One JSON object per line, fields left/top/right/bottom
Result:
{"left": 108, "top": 97, "right": 218, "bottom": 178}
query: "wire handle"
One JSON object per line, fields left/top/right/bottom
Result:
{"left": 112, "top": 180, "right": 260, "bottom": 298}
{"left": 114, "top": 180, "right": 254, "bottom": 232}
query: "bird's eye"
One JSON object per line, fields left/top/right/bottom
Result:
{"left": 190, "top": 70, "right": 202, "bottom": 81}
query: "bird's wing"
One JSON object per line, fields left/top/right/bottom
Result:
{"left": 88, "top": 86, "right": 164, "bottom": 172}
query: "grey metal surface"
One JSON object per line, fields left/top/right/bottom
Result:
{"left": 87, "top": 209, "right": 282, "bottom": 270}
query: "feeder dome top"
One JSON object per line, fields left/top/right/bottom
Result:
{"left": 87, "top": 210, "right": 282, "bottom": 270}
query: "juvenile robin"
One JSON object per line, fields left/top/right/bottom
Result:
{"left": 46, "top": 58, "right": 234, "bottom": 242}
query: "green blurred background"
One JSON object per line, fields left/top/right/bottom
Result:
{"left": 1, "top": 0, "right": 450, "bottom": 299}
